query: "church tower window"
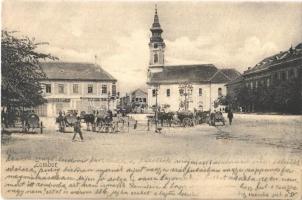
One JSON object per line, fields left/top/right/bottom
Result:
{"left": 154, "top": 54, "right": 158, "bottom": 63}
{"left": 218, "top": 88, "right": 222, "bottom": 96}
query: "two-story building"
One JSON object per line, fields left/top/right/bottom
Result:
{"left": 146, "top": 7, "right": 241, "bottom": 112}
{"left": 35, "top": 62, "right": 117, "bottom": 117}
{"left": 243, "top": 44, "right": 301, "bottom": 90}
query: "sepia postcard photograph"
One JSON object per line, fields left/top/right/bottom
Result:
{"left": 1, "top": 0, "right": 302, "bottom": 199}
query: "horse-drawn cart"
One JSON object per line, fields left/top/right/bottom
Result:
{"left": 156, "top": 111, "right": 195, "bottom": 127}
{"left": 209, "top": 111, "right": 225, "bottom": 126}
{"left": 95, "top": 110, "right": 119, "bottom": 133}
{"left": 194, "top": 111, "right": 210, "bottom": 125}
{"left": 177, "top": 111, "right": 195, "bottom": 127}
{"left": 56, "top": 113, "right": 77, "bottom": 133}
{"left": 22, "top": 113, "right": 43, "bottom": 133}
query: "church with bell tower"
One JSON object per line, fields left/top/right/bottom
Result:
{"left": 147, "top": 6, "right": 241, "bottom": 112}
{"left": 148, "top": 5, "right": 165, "bottom": 73}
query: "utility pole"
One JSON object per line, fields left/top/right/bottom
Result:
{"left": 107, "top": 91, "right": 111, "bottom": 110}
{"left": 209, "top": 81, "right": 212, "bottom": 112}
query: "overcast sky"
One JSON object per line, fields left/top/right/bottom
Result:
{"left": 2, "top": 1, "right": 302, "bottom": 94}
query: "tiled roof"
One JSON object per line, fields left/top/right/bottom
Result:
{"left": 148, "top": 64, "right": 241, "bottom": 84}
{"left": 244, "top": 43, "right": 302, "bottom": 75}
{"left": 209, "top": 70, "right": 231, "bottom": 83}
{"left": 220, "top": 69, "right": 242, "bottom": 80}
{"left": 225, "top": 75, "right": 244, "bottom": 86}
{"left": 40, "top": 62, "right": 116, "bottom": 81}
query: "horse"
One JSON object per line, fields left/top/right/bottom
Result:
{"left": 82, "top": 114, "right": 95, "bottom": 131}
{"left": 157, "top": 112, "right": 175, "bottom": 127}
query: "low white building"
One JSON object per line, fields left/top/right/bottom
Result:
{"left": 146, "top": 7, "right": 240, "bottom": 112}
{"left": 35, "top": 62, "right": 118, "bottom": 117}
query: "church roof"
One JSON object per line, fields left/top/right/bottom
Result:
{"left": 40, "top": 62, "right": 116, "bottom": 81}
{"left": 147, "top": 64, "right": 241, "bottom": 84}
{"left": 244, "top": 42, "right": 302, "bottom": 75}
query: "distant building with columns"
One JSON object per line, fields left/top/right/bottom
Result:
{"left": 146, "top": 7, "right": 240, "bottom": 111}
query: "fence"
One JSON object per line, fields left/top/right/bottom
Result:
{"left": 117, "top": 116, "right": 151, "bottom": 132}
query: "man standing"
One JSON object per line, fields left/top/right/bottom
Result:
{"left": 227, "top": 109, "right": 234, "bottom": 125}
{"left": 72, "top": 116, "right": 84, "bottom": 142}
{"left": 57, "top": 111, "right": 65, "bottom": 133}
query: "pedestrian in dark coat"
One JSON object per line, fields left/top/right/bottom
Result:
{"left": 72, "top": 117, "right": 83, "bottom": 142}
{"left": 227, "top": 110, "right": 234, "bottom": 125}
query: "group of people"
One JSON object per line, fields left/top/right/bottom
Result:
{"left": 57, "top": 109, "right": 117, "bottom": 142}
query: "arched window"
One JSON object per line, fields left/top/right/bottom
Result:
{"left": 218, "top": 88, "right": 222, "bottom": 96}
{"left": 199, "top": 88, "right": 202, "bottom": 96}
{"left": 154, "top": 54, "right": 158, "bottom": 63}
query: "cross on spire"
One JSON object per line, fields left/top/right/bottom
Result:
{"left": 152, "top": 4, "right": 161, "bottom": 29}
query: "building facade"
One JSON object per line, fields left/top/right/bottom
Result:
{"left": 130, "top": 89, "right": 147, "bottom": 105}
{"left": 226, "top": 43, "right": 302, "bottom": 113}
{"left": 119, "top": 89, "right": 147, "bottom": 113}
{"left": 35, "top": 62, "right": 117, "bottom": 117}
{"left": 147, "top": 7, "right": 240, "bottom": 112}
{"left": 243, "top": 44, "right": 301, "bottom": 90}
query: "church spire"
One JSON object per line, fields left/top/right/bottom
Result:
{"left": 150, "top": 5, "right": 164, "bottom": 44}
{"left": 151, "top": 4, "right": 162, "bottom": 31}
{"left": 149, "top": 5, "right": 165, "bottom": 69}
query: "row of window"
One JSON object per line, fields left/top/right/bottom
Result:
{"left": 152, "top": 88, "right": 223, "bottom": 97}
{"left": 246, "top": 68, "right": 299, "bottom": 89}
{"left": 45, "top": 83, "right": 116, "bottom": 95}
{"left": 246, "top": 79, "right": 270, "bottom": 89}
{"left": 132, "top": 97, "right": 147, "bottom": 103}
{"left": 273, "top": 68, "right": 298, "bottom": 81}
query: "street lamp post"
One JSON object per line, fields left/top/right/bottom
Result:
{"left": 154, "top": 86, "right": 159, "bottom": 131}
